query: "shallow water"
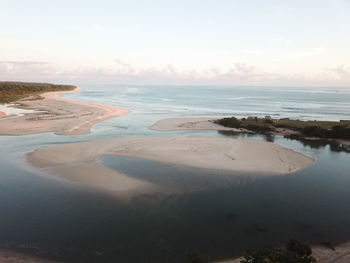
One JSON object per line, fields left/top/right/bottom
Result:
{"left": 0, "top": 85, "right": 350, "bottom": 262}
{"left": 0, "top": 103, "right": 43, "bottom": 119}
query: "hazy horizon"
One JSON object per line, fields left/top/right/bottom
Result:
{"left": 1, "top": 0, "right": 350, "bottom": 87}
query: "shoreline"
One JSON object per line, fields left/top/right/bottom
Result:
{"left": 0, "top": 87, "right": 130, "bottom": 135}
{"left": 0, "top": 248, "right": 59, "bottom": 263}
{"left": 217, "top": 241, "right": 350, "bottom": 263}
{"left": 27, "top": 136, "right": 314, "bottom": 196}
{"left": 149, "top": 117, "right": 243, "bottom": 131}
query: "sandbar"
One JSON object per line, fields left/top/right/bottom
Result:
{"left": 149, "top": 117, "right": 242, "bottom": 131}
{"left": 0, "top": 88, "right": 130, "bottom": 135}
{"left": 27, "top": 136, "right": 314, "bottom": 196}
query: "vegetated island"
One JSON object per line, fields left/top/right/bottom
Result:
{"left": 0, "top": 81, "right": 129, "bottom": 135}
{"left": 150, "top": 116, "right": 350, "bottom": 153}
{"left": 151, "top": 116, "right": 350, "bottom": 142}
{"left": 214, "top": 116, "right": 350, "bottom": 143}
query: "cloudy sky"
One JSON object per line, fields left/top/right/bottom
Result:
{"left": 1, "top": 0, "right": 350, "bottom": 87}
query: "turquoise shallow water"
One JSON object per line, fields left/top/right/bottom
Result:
{"left": 0, "top": 85, "right": 350, "bottom": 262}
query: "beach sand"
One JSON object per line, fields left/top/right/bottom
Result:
{"left": 27, "top": 136, "right": 314, "bottom": 196}
{"left": 0, "top": 248, "right": 59, "bottom": 263}
{"left": 0, "top": 88, "right": 130, "bottom": 135}
{"left": 149, "top": 117, "right": 242, "bottom": 131}
{"left": 217, "top": 241, "right": 350, "bottom": 263}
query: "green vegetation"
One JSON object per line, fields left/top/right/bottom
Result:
{"left": 214, "top": 117, "right": 275, "bottom": 133}
{"left": 0, "top": 81, "right": 76, "bottom": 103}
{"left": 215, "top": 117, "right": 350, "bottom": 140}
{"left": 241, "top": 240, "right": 317, "bottom": 263}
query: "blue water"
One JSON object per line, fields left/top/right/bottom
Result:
{"left": 0, "top": 85, "right": 350, "bottom": 262}
{"left": 66, "top": 85, "right": 350, "bottom": 122}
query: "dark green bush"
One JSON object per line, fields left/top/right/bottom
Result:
{"left": 301, "top": 126, "right": 327, "bottom": 138}
{"left": 215, "top": 117, "right": 242, "bottom": 128}
{"left": 246, "top": 124, "right": 274, "bottom": 133}
{"left": 265, "top": 119, "right": 274, "bottom": 124}
{"left": 331, "top": 125, "right": 350, "bottom": 139}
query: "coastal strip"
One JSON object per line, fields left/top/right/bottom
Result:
{"left": 27, "top": 136, "right": 314, "bottom": 195}
{"left": 0, "top": 87, "right": 130, "bottom": 135}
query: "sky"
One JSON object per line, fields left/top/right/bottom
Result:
{"left": 1, "top": 0, "right": 350, "bottom": 87}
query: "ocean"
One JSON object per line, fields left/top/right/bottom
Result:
{"left": 0, "top": 85, "right": 350, "bottom": 262}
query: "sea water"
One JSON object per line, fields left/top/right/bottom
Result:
{"left": 0, "top": 85, "right": 350, "bottom": 262}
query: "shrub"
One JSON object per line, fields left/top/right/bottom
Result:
{"left": 265, "top": 119, "right": 274, "bottom": 124}
{"left": 246, "top": 124, "right": 274, "bottom": 133}
{"left": 331, "top": 125, "right": 350, "bottom": 139}
{"left": 215, "top": 117, "right": 242, "bottom": 128}
{"left": 301, "top": 126, "right": 327, "bottom": 138}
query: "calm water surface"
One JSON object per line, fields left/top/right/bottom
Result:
{"left": 0, "top": 85, "right": 350, "bottom": 262}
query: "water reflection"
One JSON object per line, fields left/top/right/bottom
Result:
{"left": 218, "top": 130, "right": 350, "bottom": 153}
{"left": 286, "top": 136, "right": 350, "bottom": 153}
{"left": 95, "top": 148, "right": 350, "bottom": 263}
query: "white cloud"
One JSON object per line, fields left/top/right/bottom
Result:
{"left": 0, "top": 60, "right": 349, "bottom": 87}
{"left": 327, "top": 64, "right": 350, "bottom": 80}
{"left": 0, "top": 61, "right": 54, "bottom": 79}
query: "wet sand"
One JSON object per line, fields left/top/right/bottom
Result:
{"left": 149, "top": 117, "right": 242, "bottom": 131}
{"left": 0, "top": 88, "right": 130, "bottom": 135}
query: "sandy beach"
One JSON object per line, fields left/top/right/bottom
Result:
{"left": 149, "top": 117, "right": 242, "bottom": 131}
{"left": 0, "top": 88, "right": 130, "bottom": 135}
{"left": 27, "top": 136, "right": 314, "bottom": 196}
{"left": 0, "top": 248, "right": 59, "bottom": 263}
{"left": 217, "top": 241, "right": 350, "bottom": 263}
